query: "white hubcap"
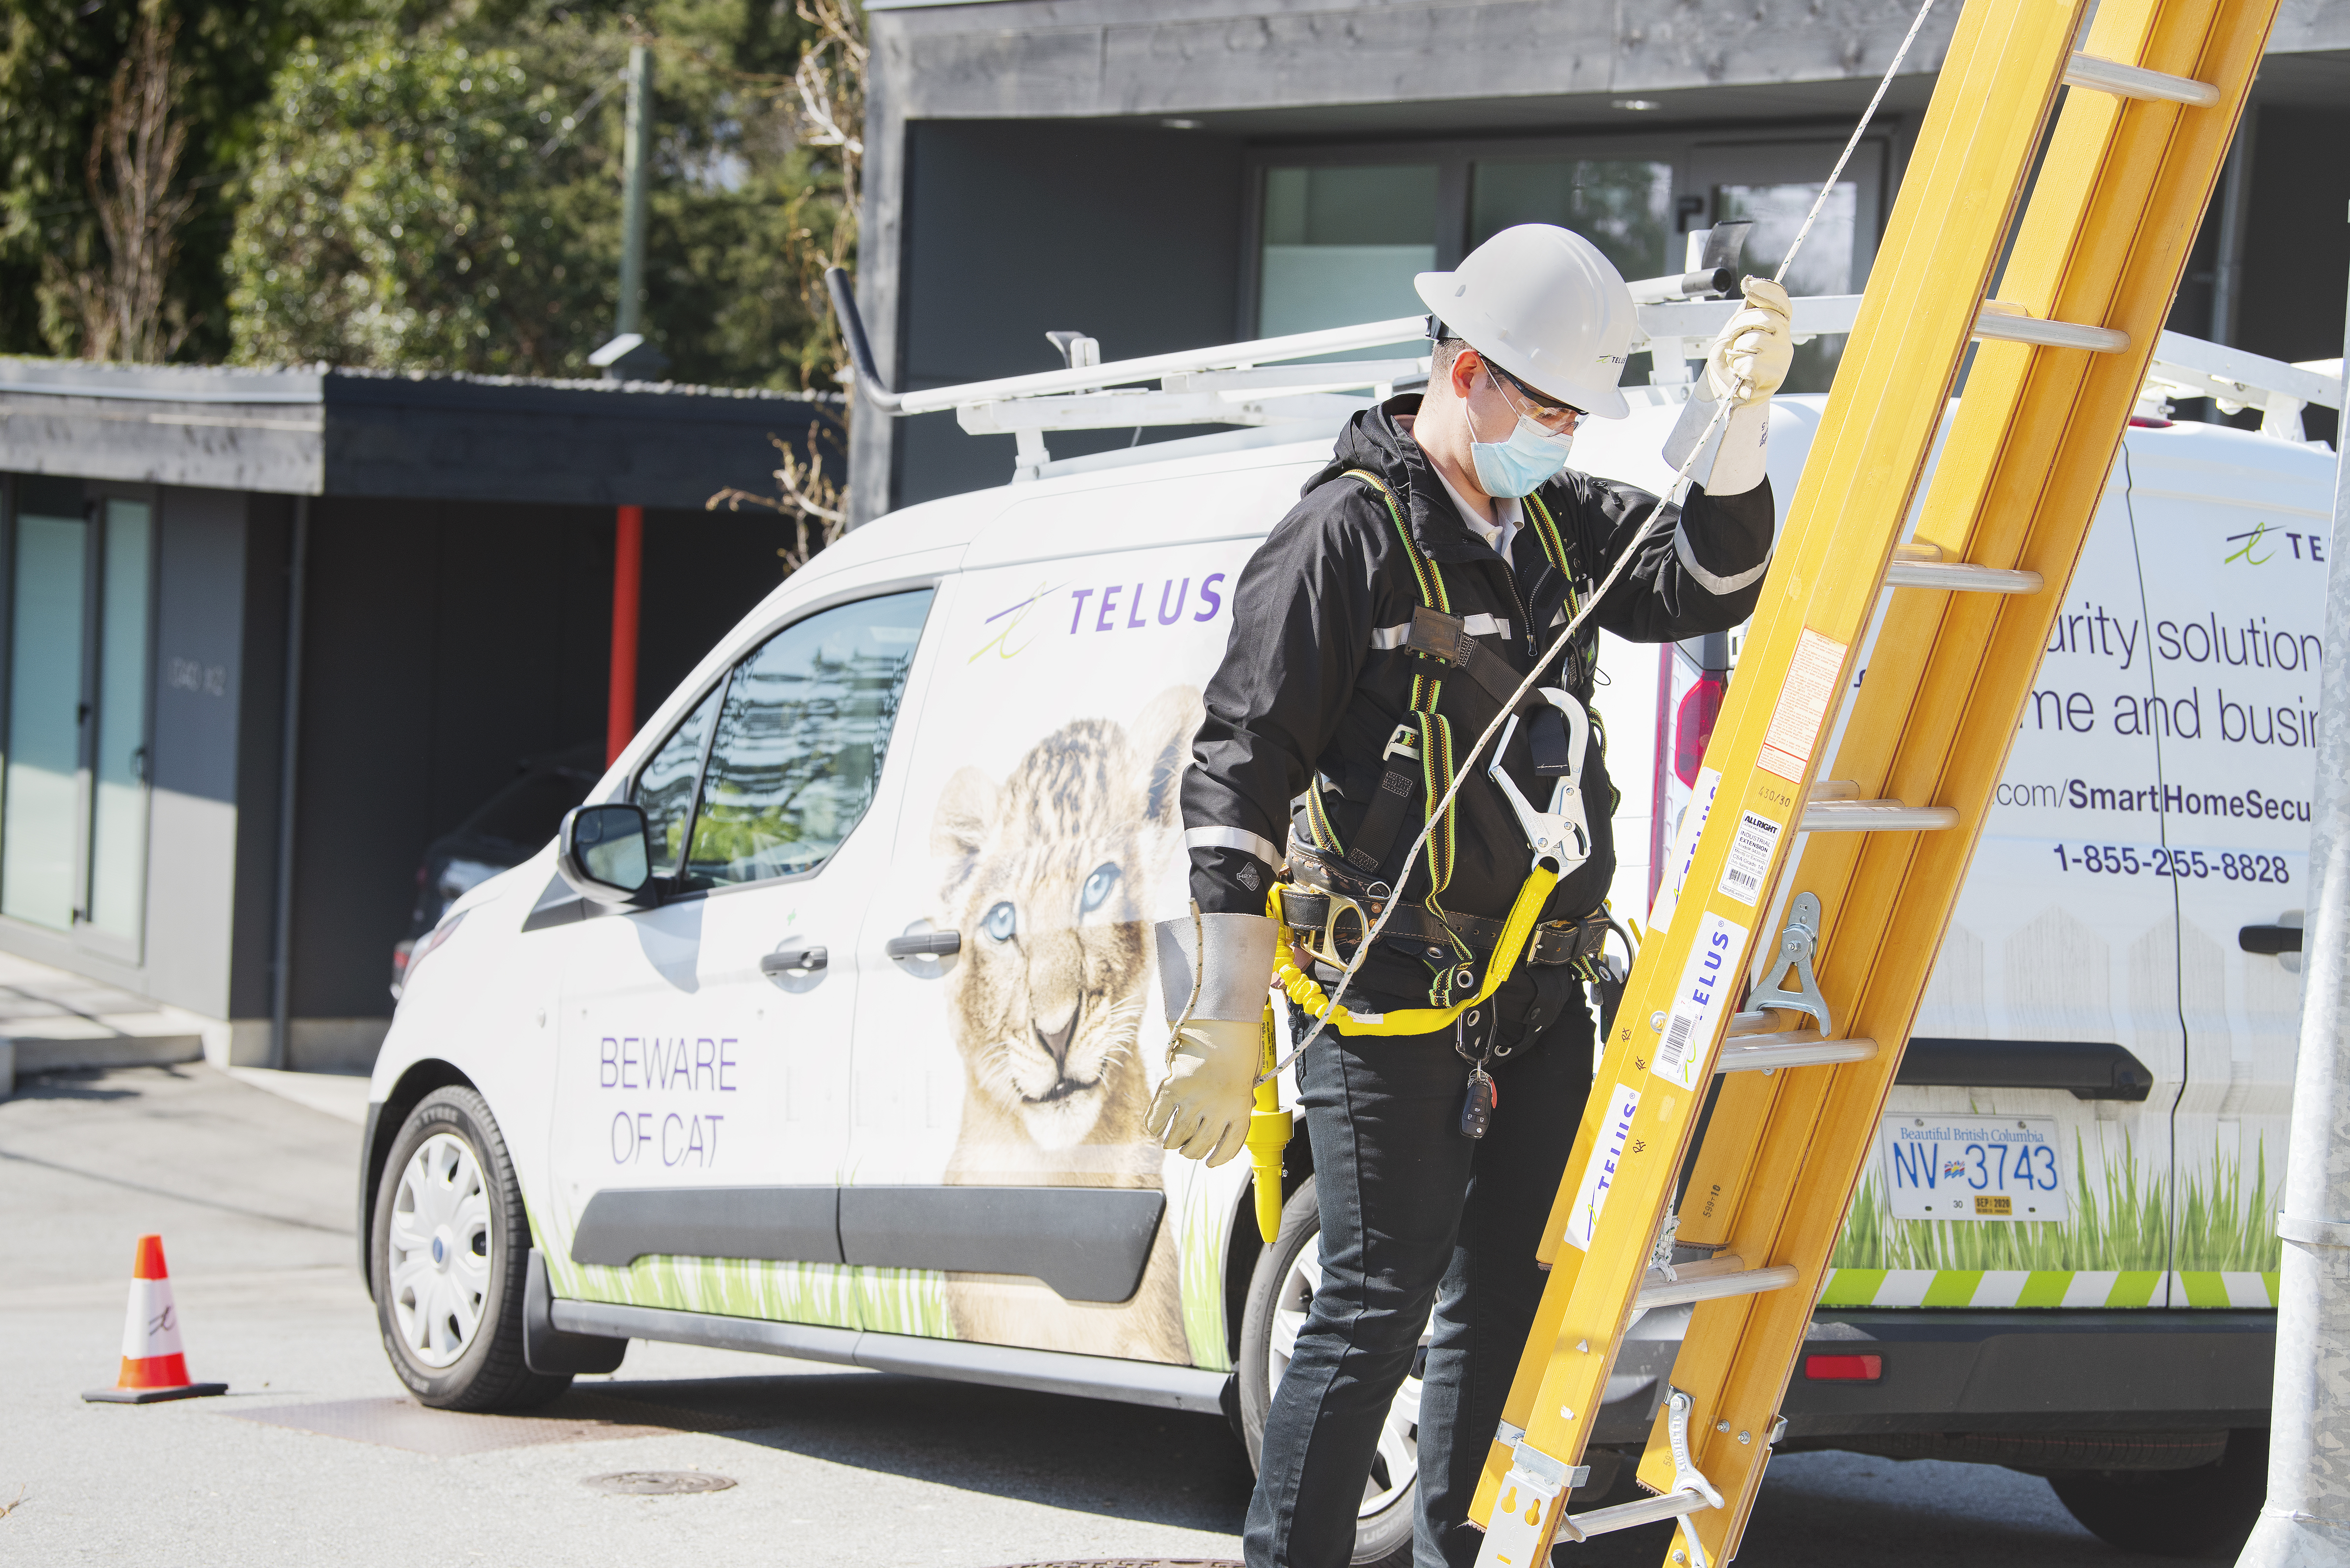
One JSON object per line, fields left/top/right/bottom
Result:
{"left": 1268, "top": 1233, "right": 1427, "bottom": 1520}
{"left": 388, "top": 1132, "right": 493, "bottom": 1368}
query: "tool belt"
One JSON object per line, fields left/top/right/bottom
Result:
{"left": 1282, "top": 843, "right": 1608, "bottom": 973}
{"left": 1279, "top": 888, "right": 1607, "bottom": 970}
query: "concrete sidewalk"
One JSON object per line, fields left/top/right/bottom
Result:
{"left": 0, "top": 951, "right": 208, "bottom": 1086}
{"left": 0, "top": 953, "right": 376, "bottom": 1107}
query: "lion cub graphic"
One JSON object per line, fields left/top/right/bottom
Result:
{"left": 929, "top": 685, "right": 1202, "bottom": 1363}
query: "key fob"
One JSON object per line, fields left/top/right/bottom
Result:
{"left": 1459, "top": 1071, "right": 1497, "bottom": 1140}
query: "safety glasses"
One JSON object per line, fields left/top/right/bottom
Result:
{"left": 1480, "top": 357, "right": 1585, "bottom": 435}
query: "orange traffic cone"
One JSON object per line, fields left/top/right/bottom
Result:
{"left": 83, "top": 1235, "right": 226, "bottom": 1404}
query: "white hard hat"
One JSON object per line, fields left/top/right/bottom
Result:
{"left": 1415, "top": 225, "right": 1637, "bottom": 420}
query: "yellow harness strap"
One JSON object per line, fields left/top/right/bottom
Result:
{"left": 1268, "top": 868, "right": 1561, "bottom": 1037}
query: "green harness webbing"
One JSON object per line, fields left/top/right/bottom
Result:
{"left": 1299, "top": 469, "right": 1591, "bottom": 996}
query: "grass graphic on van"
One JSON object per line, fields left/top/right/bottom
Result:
{"left": 1832, "top": 1135, "right": 2281, "bottom": 1280}
{"left": 1175, "top": 1162, "right": 1237, "bottom": 1373}
{"left": 2174, "top": 1142, "right": 2280, "bottom": 1275}
{"left": 1833, "top": 1135, "right": 2165, "bottom": 1273}
{"left": 537, "top": 1192, "right": 952, "bottom": 1335}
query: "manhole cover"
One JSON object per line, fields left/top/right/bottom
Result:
{"left": 583, "top": 1471, "right": 737, "bottom": 1496}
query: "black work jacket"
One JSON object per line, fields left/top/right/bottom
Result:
{"left": 1183, "top": 395, "right": 1774, "bottom": 938}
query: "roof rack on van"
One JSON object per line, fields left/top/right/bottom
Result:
{"left": 2137, "top": 333, "right": 2341, "bottom": 440}
{"left": 823, "top": 269, "right": 2346, "bottom": 480}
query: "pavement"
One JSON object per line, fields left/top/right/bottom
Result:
{"left": 0, "top": 1062, "right": 2200, "bottom": 1567}
{"left": 0, "top": 951, "right": 209, "bottom": 1077}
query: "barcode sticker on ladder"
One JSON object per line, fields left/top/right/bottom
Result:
{"left": 1716, "top": 810, "right": 1782, "bottom": 908}
{"left": 1757, "top": 627, "right": 1849, "bottom": 783}
{"left": 1655, "top": 911, "right": 1750, "bottom": 1092}
{"left": 1657, "top": 1011, "right": 1699, "bottom": 1075}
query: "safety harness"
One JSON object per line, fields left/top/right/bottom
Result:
{"left": 1275, "top": 469, "right": 1614, "bottom": 1035}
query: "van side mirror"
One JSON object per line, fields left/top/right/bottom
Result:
{"left": 558, "top": 804, "right": 655, "bottom": 905}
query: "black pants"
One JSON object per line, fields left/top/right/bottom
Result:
{"left": 1244, "top": 964, "right": 1596, "bottom": 1568}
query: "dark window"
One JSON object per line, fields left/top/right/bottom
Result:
{"left": 680, "top": 589, "right": 933, "bottom": 888}
{"left": 634, "top": 685, "right": 722, "bottom": 876}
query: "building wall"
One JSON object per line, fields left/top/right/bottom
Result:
{"left": 893, "top": 119, "right": 1245, "bottom": 508}
{"left": 855, "top": 1, "right": 2350, "bottom": 518}
{"left": 2234, "top": 106, "right": 2350, "bottom": 446}
{"left": 287, "top": 498, "right": 802, "bottom": 1026}
{"left": 0, "top": 481, "right": 287, "bottom": 1055}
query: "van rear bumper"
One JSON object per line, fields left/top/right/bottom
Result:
{"left": 1777, "top": 1310, "right": 2274, "bottom": 1438}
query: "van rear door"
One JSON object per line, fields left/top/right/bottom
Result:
{"left": 2124, "top": 424, "right": 2331, "bottom": 1310}
{"left": 1818, "top": 452, "right": 2186, "bottom": 1309}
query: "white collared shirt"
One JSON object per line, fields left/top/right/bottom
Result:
{"left": 1432, "top": 463, "right": 1521, "bottom": 564}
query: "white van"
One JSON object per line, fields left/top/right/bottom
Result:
{"left": 360, "top": 335, "right": 2328, "bottom": 1564}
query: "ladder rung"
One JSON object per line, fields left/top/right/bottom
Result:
{"left": 1563, "top": 1487, "right": 1711, "bottom": 1538}
{"left": 1799, "top": 800, "right": 1961, "bottom": 832}
{"left": 1634, "top": 1259, "right": 1800, "bottom": 1310}
{"left": 1884, "top": 558, "right": 2044, "bottom": 594}
{"left": 1973, "top": 306, "right": 2130, "bottom": 354}
{"left": 1716, "top": 1033, "right": 1880, "bottom": 1073}
{"left": 2063, "top": 51, "right": 2222, "bottom": 107}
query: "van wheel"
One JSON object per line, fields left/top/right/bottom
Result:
{"left": 2046, "top": 1428, "right": 2267, "bottom": 1558}
{"left": 371, "top": 1086, "right": 569, "bottom": 1412}
{"left": 1238, "top": 1177, "right": 1425, "bottom": 1568}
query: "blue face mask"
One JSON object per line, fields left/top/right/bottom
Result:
{"left": 1469, "top": 412, "right": 1576, "bottom": 500}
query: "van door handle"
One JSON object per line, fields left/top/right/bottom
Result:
{"left": 884, "top": 931, "right": 961, "bottom": 960}
{"left": 2240, "top": 924, "right": 2303, "bottom": 955}
{"left": 761, "top": 942, "right": 828, "bottom": 974}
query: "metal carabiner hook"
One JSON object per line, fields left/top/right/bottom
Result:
{"left": 1487, "top": 688, "right": 1594, "bottom": 876}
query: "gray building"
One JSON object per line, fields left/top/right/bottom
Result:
{"left": 0, "top": 362, "right": 834, "bottom": 1069}
{"left": 848, "top": 0, "right": 2350, "bottom": 519}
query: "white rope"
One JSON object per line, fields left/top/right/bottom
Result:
{"left": 1260, "top": 0, "right": 1941, "bottom": 1083}
{"left": 1772, "top": 0, "right": 1943, "bottom": 288}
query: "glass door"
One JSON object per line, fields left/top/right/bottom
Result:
{"left": 2, "top": 506, "right": 88, "bottom": 930}
{"left": 87, "top": 499, "right": 152, "bottom": 945}
{"left": 1689, "top": 140, "right": 1889, "bottom": 395}
{"left": 0, "top": 492, "right": 153, "bottom": 952}
{"left": 1255, "top": 162, "right": 1441, "bottom": 348}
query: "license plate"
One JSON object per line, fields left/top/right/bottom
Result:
{"left": 1879, "top": 1115, "right": 2069, "bottom": 1222}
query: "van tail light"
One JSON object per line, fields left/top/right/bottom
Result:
{"left": 2128, "top": 414, "right": 2173, "bottom": 428}
{"left": 1804, "top": 1353, "right": 1882, "bottom": 1381}
{"left": 1673, "top": 677, "right": 1726, "bottom": 787}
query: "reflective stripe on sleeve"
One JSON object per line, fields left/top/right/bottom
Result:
{"left": 1673, "top": 519, "right": 1771, "bottom": 595}
{"left": 1185, "top": 825, "right": 1283, "bottom": 868}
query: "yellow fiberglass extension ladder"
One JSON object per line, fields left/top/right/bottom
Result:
{"left": 1469, "top": 0, "right": 2280, "bottom": 1564}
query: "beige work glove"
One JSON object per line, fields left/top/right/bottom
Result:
{"left": 1146, "top": 1018, "right": 1261, "bottom": 1166}
{"left": 1704, "top": 278, "right": 1794, "bottom": 405}
{"left": 1150, "top": 908, "right": 1279, "bottom": 1168}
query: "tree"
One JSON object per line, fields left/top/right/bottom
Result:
{"left": 226, "top": 34, "right": 610, "bottom": 374}
{"left": 45, "top": 0, "right": 198, "bottom": 361}
{"left": 0, "top": 0, "right": 340, "bottom": 360}
{"left": 225, "top": 0, "right": 865, "bottom": 389}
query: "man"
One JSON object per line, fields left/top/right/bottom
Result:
{"left": 1147, "top": 223, "right": 1794, "bottom": 1568}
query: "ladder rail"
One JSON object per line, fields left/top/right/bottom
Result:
{"left": 1470, "top": 0, "right": 2090, "bottom": 1548}
{"left": 1466, "top": 0, "right": 2277, "bottom": 1561}
{"left": 1636, "top": 0, "right": 2279, "bottom": 1560}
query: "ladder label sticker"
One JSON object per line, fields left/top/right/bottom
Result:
{"left": 1561, "top": 1081, "right": 1643, "bottom": 1252}
{"left": 1646, "top": 767, "right": 1721, "bottom": 939}
{"left": 1716, "top": 811, "right": 1782, "bottom": 908}
{"left": 1757, "top": 628, "right": 1848, "bottom": 783}
{"left": 1657, "top": 911, "right": 1749, "bottom": 1091}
